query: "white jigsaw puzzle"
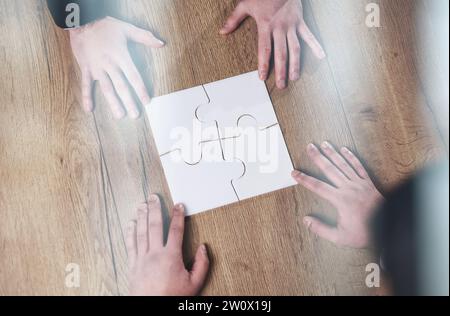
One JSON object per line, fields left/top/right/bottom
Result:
{"left": 146, "top": 71, "right": 296, "bottom": 216}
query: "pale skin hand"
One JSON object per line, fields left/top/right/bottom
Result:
{"left": 292, "top": 142, "right": 384, "bottom": 249}
{"left": 127, "top": 195, "right": 210, "bottom": 296}
{"left": 220, "top": 0, "right": 326, "bottom": 89}
{"left": 69, "top": 17, "right": 165, "bottom": 119}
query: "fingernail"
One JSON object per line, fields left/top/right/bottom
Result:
{"left": 148, "top": 194, "right": 159, "bottom": 203}
{"left": 138, "top": 204, "right": 148, "bottom": 213}
{"left": 142, "top": 95, "right": 151, "bottom": 105}
{"left": 201, "top": 244, "right": 207, "bottom": 255}
{"left": 321, "top": 141, "right": 330, "bottom": 149}
{"left": 342, "top": 147, "right": 351, "bottom": 154}
{"left": 175, "top": 203, "right": 184, "bottom": 214}
{"left": 219, "top": 25, "right": 228, "bottom": 35}
{"left": 303, "top": 217, "right": 312, "bottom": 229}
{"left": 259, "top": 71, "right": 267, "bottom": 80}
{"left": 318, "top": 50, "right": 326, "bottom": 59}
{"left": 308, "top": 143, "right": 317, "bottom": 151}
{"left": 130, "top": 110, "right": 140, "bottom": 120}
{"left": 158, "top": 40, "right": 165, "bottom": 46}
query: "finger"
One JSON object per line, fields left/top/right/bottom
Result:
{"left": 292, "top": 170, "right": 337, "bottom": 203}
{"left": 303, "top": 216, "right": 340, "bottom": 245}
{"left": 273, "top": 28, "right": 288, "bottom": 89}
{"left": 107, "top": 68, "right": 140, "bottom": 119}
{"left": 298, "top": 22, "right": 326, "bottom": 60}
{"left": 97, "top": 73, "right": 126, "bottom": 119}
{"left": 307, "top": 143, "right": 348, "bottom": 187}
{"left": 81, "top": 70, "right": 94, "bottom": 112}
{"left": 287, "top": 28, "right": 301, "bottom": 81}
{"left": 190, "top": 244, "right": 210, "bottom": 292}
{"left": 147, "top": 194, "right": 164, "bottom": 250}
{"left": 166, "top": 204, "right": 185, "bottom": 251}
{"left": 136, "top": 203, "right": 149, "bottom": 255}
{"left": 219, "top": 2, "right": 248, "bottom": 35}
{"left": 124, "top": 23, "right": 165, "bottom": 48}
{"left": 119, "top": 54, "right": 151, "bottom": 105}
{"left": 340, "top": 147, "right": 370, "bottom": 179}
{"left": 257, "top": 25, "right": 272, "bottom": 80}
{"left": 320, "top": 141, "right": 359, "bottom": 180}
{"left": 125, "top": 220, "right": 137, "bottom": 270}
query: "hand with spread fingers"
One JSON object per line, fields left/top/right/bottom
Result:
{"left": 69, "top": 17, "right": 165, "bottom": 119}
{"left": 292, "top": 142, "right": 384, "bottom": 249}
{"left": 220, "top": 0, "right": 326, "bottom": 89}
{"left": 127, "top": 195, "right": 210, "bottom": 296}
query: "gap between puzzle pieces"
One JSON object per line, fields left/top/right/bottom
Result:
{"left": 146, "top": 71, "right": 296, "bottom": 216}
{"left": 146, "top": 71, "right": 280, "bottom": 165}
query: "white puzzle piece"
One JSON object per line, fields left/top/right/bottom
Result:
{"left": 160, "top": 141, "right": 244, "bottom": 216}
{"left": 147, "top": 86, "right": 218, "bottom": 164}
{"left": 222, "top": 116, "right": 297, "bottom": 201}
{"left": 196, "top": 71, "right": 279, "bottom": 139}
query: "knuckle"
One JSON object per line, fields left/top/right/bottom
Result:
{"left": 260, "top": 63, "right": 269, "bottom": 72}
{"left": 358, "top": 168, "right": 367, "bottom": 175}
{"left": 309, "top": 179, "right": 320, "bottom": 190}
{"left": 148, "top": 221, "right": 160, "bottom": 231}
{"left": 136, "top": 232, "right": 147, "bottom": 241}
{"left": 170, "top": 224, "right": 182, "bottom": 235}
{"left": 273, "top": 21, "right": 287, "bottom": 31}
{"left": 292, "top": 44, "right": 301, "bottom": 55}
{"left": 259, "top": 16, "right": 272, "bottom": 25}
{"left": 261, "top": 46, "right": 271, "bottom": 56}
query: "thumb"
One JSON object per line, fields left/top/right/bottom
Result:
{"left": 124, "top": 23, "right": 165, "bottom": 48}
{"left": 190, "top": 244, "right": 210, "bottom": 292}
{"left": 303, "top": 216, "right": 340, "bottom": 245}
{"left": 219, "top": 3, "right": 249, "bottom": 35}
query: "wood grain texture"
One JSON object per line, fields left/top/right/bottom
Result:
{"left": 0, "top": 0, "right": 447, "bottom": 295}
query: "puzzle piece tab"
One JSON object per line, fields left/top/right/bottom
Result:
{"left": 160, "top": 141, "right": 244, "bottom": 216}
{"left": 147, "top": 86, "right": 218, "bottom": 164}
{"left": 196, "top": 71, "right": 279, "bottom": 139}
{"left": 222, "top": 116, "right": 297, "bottom": 201}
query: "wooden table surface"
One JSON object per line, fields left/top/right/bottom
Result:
{"left": 0, "top": 0, "right": 447, "bottom": 295}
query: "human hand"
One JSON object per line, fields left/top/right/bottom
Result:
{"left": 127, "top": 195, "right": 210, "bottom": 296}
{"left": 220, "top": 0, "right": 325, "bottom": 89}
{"left": 69, "top": 17, "right": 165, "bottom": 119}
{"left": 292, "top": 142, "right": 384, "bottom": 249}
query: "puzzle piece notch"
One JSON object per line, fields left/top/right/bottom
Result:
{"left": 196, "top": 71, "right": 279, "bottom": 140}
{"left": 147, "top": 86, "right": 219, "bottom": 165}
{"left": 160, "top": 140, "right": 245, "bottom": 216}
{"left": 221, "top": 116, "right": 297, "bottom": 201}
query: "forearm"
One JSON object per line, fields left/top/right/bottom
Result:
{"left": 46, "top": 0, "right": 115, "bottom": 29}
